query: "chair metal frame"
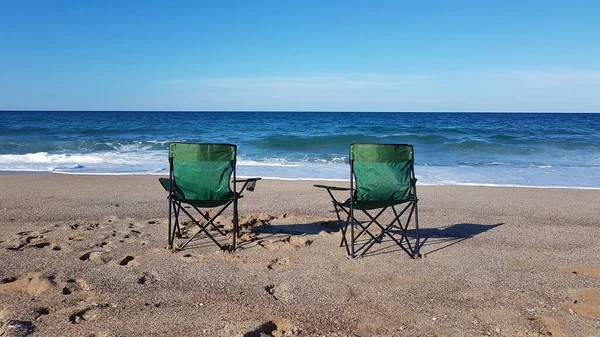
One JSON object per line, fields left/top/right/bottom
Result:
{"left": 316, "top": 143, "right": 420, "bottom": 258}
{"left": 161, "top": 142, "right": 260, "bottom": 251}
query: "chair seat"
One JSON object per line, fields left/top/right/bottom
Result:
{"left": 338, "top": 196, "right": 417, "bottom": 210}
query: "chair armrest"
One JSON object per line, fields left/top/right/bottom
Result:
{"left": 314, "top": 184, "right": 352, "bottom": 204}
{"left": 313, "top": 184, "right": 351, "bottom": 191}
{"left": 234, "top": 177, "right": 262, "bottom": 192}
{"left": 158, "top": 177, "right": 171, "bottom": 192}
{"left": 234, "top": 177, "right": 262, "bottom": 183}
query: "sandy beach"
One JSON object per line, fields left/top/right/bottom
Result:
{"left": 1, "top": 174, "right": 600, "bottom": 337}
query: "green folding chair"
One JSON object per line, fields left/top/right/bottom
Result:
{"left": 159, "top": 142, "right": 261, "bottom": 251}
{"left": 315, "top": 143, "right": 420, "bottom": 258}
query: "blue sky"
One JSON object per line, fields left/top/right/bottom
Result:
{"left": 1, "top": 0, "right": 599, "bottom": 112}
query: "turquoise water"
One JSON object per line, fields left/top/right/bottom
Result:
{"left": 1, "top": 111, "right": 599, "bottom": 187}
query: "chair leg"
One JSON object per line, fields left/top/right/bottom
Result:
{"left": 167, "top": 198, "right": 173, "bottom": 248}
{"left": 171, "top": 203, "right": 182, "bottom": 247}
{"left": 349, "top": 202, "right": 418, "bottom": 258}
{"left": 178, "top": 206, "right": 225, "bottom": 250}
{"left": 350, "top": 207, "right": 356, "bottom": 258}
{"left": 174, "top": 203, "right": 182, "bottom": 238}
{"left": 333, "top": 205, "right": 351, "bottom": 255}
{"left": 232, "top": 198, "right": 239, "bottom": 251}
{"left": 413, "top": 201, "right": 420, "bottom": 258}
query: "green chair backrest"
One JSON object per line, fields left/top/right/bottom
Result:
{"left": 350, "top": 143, "right": 414, "bottom": 202}
{"left": 169, "top": 142, "right": 236, "bottom": 201}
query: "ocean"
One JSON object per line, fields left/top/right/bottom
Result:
{"left": 1, "top": 111, "right": 599, "bottom": 188}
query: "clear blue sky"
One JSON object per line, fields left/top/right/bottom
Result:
{"left": 1, "top": 0, "right": 599, "bottom": 112}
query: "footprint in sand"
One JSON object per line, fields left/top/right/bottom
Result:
{"left": 33, "top": 307, "right": 50, "bottom": 319}
{"left": 67, "top": 235, "right": 85, "bottom": 242}
{"left": 243, "top": 319, "right": 299, "bottom": 337}
{"left": 137, "top": 271, "right": 159, "bottom": 285}
{"left": 68, "top": 303, "right": 115, "bottom": 324}
{"left": 32, "top": 242, "right": 51, "bottom": 249}
{"left": 287, "top": 235, "right": 313, "bottom": 247}
{"left": 264, "top": 283, "right": 293, "bottom": 302}
{"left": 258, "top": 236, "right": 313, "bottom": 251}
{"left": 69, "top": 221, "right": 102, "bottom": 231}
{"left": 561, "top": 265, "right": 600, "bottom": 319}
{"left": 118, "top": 255, "right": 136, "bottom": 266}
{"left": 266, "top": 257, "right": 289, "bottom": 270}
{"left": 0, "top": 273, "right": 57, "bottom": 296}
{"left": 61, "top": 278, "right": 89, "bottom": 295}
{"left": 5, "top": 232, "right": 50, "bottom": 251}
{"left": 91, "top": 241, "right": 108, "bottom": 249}
{"left": 79, "top": 251, "right": 106, "bottom": 262}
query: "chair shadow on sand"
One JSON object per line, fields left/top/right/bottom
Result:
{"left": 242, "top": 220, "right": 503, "bottom": 258}
{"left": 177, "top": 219, "right": 503, "bottom": 258}
{"left": 363, "top": 222, "right": 504, "bottom": 257}
{"left": 252, "top": 220, "right": 341, "bottom": 236}
{"left": 168, "top": 220, "right": 341, "bottom": 251}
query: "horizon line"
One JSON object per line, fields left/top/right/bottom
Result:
{"left": 1, "top": 110, "right": 600, "bottom": 114}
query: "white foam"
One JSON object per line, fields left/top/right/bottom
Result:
{"left": 0, "top": 152, "right": 104, "bottom": 164}
{"left": 238, "top": 160, "right": 302, "bottom": 167}
{"left": 1, "top": 152, "right": 599, "bottom": 188}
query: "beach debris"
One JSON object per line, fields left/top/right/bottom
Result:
{"left": 4, "top": 320, "right": 36, "bottom": 336}
{"left": 264, "top": 284, "right": 277, "bottom": 300}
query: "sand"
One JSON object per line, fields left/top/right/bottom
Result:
{"left": 1, "top": 174, "right": 600, "bottom": 336}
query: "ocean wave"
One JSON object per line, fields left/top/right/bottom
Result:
{"left": 458, "top": 161, "right": 511, "bottom": 167}
{"left": 0, "top": 152, "right": 106, "bottom": 164}
{"left": 0, "top": 139, "right": 172, "bottom": 155}
{"left": 449, "top": 140, "right": 535, "bottom": 155}
{"left": 247, "top": 134, "right": 380, "bottom": 152}
{"left": 380, "top": 134, "right": 449, "bottom": 144}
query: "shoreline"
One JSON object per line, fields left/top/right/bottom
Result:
{"left": 1, "top": 174, "right": 600, "bottom": 336}
{"left": 1, "top": 170, "right": 599, "bottom": 190}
